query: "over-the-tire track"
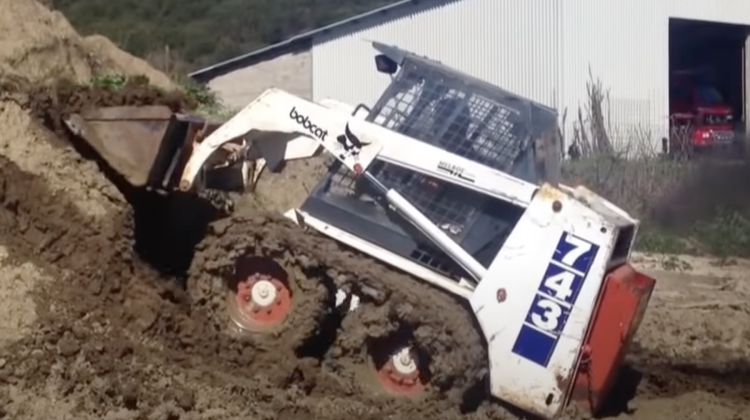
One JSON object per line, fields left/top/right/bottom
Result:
{"left": 188, "top": 211, "right": 488, "bottom": 406}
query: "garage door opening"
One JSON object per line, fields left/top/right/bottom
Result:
{"left": 667, "top": 18, "right": 749, "bottom": 156}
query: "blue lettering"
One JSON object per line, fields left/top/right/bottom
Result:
{"left": 511, "top": 232, "right": 599, "bottom": 367}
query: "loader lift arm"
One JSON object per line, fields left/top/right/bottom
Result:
{"left": 179, "top": 89, "right": 537, "bottom": 209}
{"left": 178, "top": 88, "right": 539, "bottom": 281}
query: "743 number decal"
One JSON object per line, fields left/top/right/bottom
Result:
{"left": 511, "top": 232, "right": 600, "bottom": 367}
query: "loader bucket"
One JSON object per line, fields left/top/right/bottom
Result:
{"left": 64, "top": 106, "right": 224, "bottom": 189}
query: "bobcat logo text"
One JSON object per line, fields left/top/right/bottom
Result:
{"left": 289, "top": 107, "right": 328, "bottom": 141}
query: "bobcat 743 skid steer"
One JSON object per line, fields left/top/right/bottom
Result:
{"left": 64, "top": 42, "right": 656, "bottom": 419}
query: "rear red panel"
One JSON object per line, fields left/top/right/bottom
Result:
{"left": 570, "top": 264, "right": 656, "bottom": 413}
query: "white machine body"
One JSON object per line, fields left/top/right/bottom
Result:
{"left": 179, "top": 88, "right": 639, "bottom": 419}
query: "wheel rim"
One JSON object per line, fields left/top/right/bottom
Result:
{"left": 375, "top": 346, "right": 425, "bottom": 395}
{"left": 228, "top": 272, "right": 292, "bottom": 331}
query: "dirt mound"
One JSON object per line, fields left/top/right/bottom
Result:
{"left": 245, "top": 157, "right": 331, "bottom": 214}
{"left": 26, "top": 76, "right": 194, "bottom": 136}
{"left": 0, "top": 153, "right": 192, "bottom": 418}
{"left": 0, "top": 81, "right": 202, "bottom": 418}
{"left": 0, "top": 80, "right": 193, "bottom": 356}
{"left": 0, "top": 76, "right": 193, "bottom": 219}
{"left": 0, "top": 0, "right": 173, "bottom": 89}
{"left": 81, "top": 35, "right": 175, "bottom": 89}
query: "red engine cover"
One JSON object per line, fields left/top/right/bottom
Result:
{"left": 570, "top": 264, "right": 656, "bottom": 413}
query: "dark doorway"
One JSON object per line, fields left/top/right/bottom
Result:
{"left": 669, "top": 18, "right": 747, "bottom": 120}
{"left": 668, "top": 18, "right": 749, "bottom": 155}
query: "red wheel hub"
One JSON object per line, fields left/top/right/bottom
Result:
{"left": 232, "top": 273, "right": 292, "bottom": 330}
{"left": 376, "top": 347, "right": 425, "bottom": 396}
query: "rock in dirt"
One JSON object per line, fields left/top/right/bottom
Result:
{"left": 173, "top": 388, "right": 195, "bottom": 411}
{"left": 57, "top": 331, "right": 80, "bottom": 357}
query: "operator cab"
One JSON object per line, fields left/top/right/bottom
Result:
{"left": 300, "top": 42, "right": 559, "bottom": 280}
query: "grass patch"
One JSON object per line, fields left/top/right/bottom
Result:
{"left": 89, "top": 73, "right": 233, "bottom": 119}
{"left": 691, "top": 208, "right": 750, "bottom": 259}
{"left": 634, "top": 228, "right": 689, "bottom": 255}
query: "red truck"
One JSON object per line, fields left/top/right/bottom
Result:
{"left": 667, "top": 70, "right": 736, "bottom": 157}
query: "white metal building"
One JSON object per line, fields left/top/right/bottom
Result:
{"left": 189, "top": 0, "right": 750, "bottom": 152}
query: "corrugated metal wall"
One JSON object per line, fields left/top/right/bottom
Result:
{"left": 311, "top": 0, "right": 561, "bottom": 111}
{"left": 561, "top": 0, "right": 669, "bottom": 151}
{"left": 311, "top": 0, "right": 750, "bottom": 152}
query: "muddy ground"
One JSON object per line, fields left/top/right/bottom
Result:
{"left": 0, "top": 84, "right": 748, "bottom": 420}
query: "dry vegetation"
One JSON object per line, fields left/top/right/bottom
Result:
{"left": 562, "top": 75, "right": 750, "bottom": 258}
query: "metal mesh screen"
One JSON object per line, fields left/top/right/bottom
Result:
{"left": 369, "top": 62, "right": 532, "bottom": 171}
{"left": 328, "top": 58, "right": 538, "bottom": 225}
{"left": 318, "top": 54, "right": 553, "bottom": 275}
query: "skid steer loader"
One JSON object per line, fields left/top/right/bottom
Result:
{"left": 64, "top": 42, "right": 656, "bottom": 419}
